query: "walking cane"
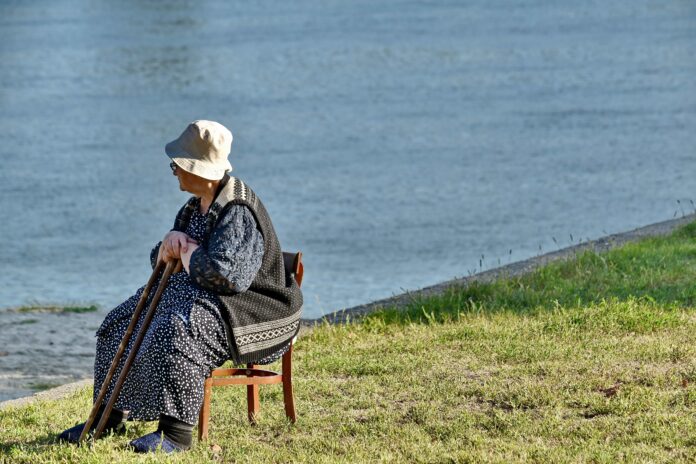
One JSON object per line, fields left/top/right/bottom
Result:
{"left": 78, "top": 258, "right": 180, "bottom": 443}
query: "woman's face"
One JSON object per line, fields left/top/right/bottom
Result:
{"left": 171, "top": 162, "right": 194, "bottom": 192}
{"left": 171, "top": 161, "right": 214, "bottom": 196}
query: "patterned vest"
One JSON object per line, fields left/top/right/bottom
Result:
{"left": 173, "top": 175, "right": 303, "bottom": 364}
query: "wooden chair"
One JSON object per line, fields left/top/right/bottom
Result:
{"left": 197, "top": 251, "right": 304, "bottom": 441}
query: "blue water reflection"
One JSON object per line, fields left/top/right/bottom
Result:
{"left": 0, "top": 0, "right": 694, "bottom": 321}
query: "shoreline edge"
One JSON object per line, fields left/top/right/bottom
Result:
{"left": 3, "top": 212, "right": 694, "bottom": 410}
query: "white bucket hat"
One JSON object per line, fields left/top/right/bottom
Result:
{"left": 165, "top": 120, "right": 233, "bottom": 180}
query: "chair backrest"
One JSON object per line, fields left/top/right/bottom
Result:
{"left": 282, "top": 251, "right": 303, "bottom": 288}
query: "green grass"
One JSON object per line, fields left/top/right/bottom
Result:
{"left": 62, "top": 305, "right": 99, "bottom": 314}
{"left": 28, "top": 383, "right": 64, "bottom": 392}
{"left": 367, "top": 221, "right": 696, "bottom": 327}
{"left": 2, "top": 223, "right": 696, "bottom": 462}
{"left": 16, "top": 305, "right": 98, "bottom": 314}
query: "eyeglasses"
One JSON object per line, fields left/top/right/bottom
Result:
{"left": 169, "top": 161, "right": 178, "bottom": 173}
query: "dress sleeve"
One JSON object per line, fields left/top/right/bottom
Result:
{"left": 188, "top": 204, "right": 264, "bottom": 294}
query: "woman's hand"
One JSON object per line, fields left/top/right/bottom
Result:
{"left": 158, "top": 231, "right": 197, "bottom": 264}
{"left": 180, "top": 242, "right": 200, "bottom": 274}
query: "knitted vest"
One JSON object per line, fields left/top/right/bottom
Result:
{"left": 173, "top": 175, "right": 303, "bottom": 364}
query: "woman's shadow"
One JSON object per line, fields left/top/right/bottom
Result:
{"left": 1, "top": 432, "right": 59, "bottom": 455}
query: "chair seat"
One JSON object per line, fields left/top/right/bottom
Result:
{"left": 209, "top": 367, "right": 283, "bottom": 386}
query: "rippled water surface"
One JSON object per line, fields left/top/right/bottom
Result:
{"left": 1, "top": 0, "right": 695, "bottom": 400}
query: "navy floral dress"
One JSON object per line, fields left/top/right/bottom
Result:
{"left": 94, "top": 202, "right": 263, "bottom": 425}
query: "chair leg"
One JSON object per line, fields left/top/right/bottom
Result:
{"left": 198, "top": 377, "right": 213, "bottom": 441}
{"left": 282, "top": 345, "right": 296, "bottom": 423}
{"left": 246, "top": 363, "right": 260, "bottom": 424}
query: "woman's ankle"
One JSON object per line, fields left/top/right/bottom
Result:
{"left": 156, "top": 414, "right": 193, "bottom": 450}
{"left": 96, "top": 405, "right": 129, "bottom": 431}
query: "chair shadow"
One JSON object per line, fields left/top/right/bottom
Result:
{"left": 0, "top": 423, "right": 152, "bottom": 456}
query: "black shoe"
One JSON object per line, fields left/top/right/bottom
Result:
{"left": 58, "top": 408, "right": 129, "bottom": 444}
{"left": 58, "top": 420, "right": 127, "bottom": 443}
{"left": 128, "top": 432, "right": 187, "bottom": 453}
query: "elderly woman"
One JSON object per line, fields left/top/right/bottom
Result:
{"left": 58, "top": 120, "right": 303, "bottom": 453}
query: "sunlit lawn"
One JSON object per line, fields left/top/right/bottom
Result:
{"left": 2, "top": 223, "right": 696, "bottom": 463}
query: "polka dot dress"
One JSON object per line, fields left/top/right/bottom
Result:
{"left": 93, "top": 208, "right": 232, "bottom": 425}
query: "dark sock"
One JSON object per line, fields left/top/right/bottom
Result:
{"left": 157, "top": 414, "right": 193, "bottom": 450}
{"left": 98, "top": 405, "right": 129, "bottom": 430}
{"left": 85, "top": 405, "right": 128, "bottom": 435}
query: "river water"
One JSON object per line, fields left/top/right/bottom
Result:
{"left": 1, "top": 0, "right": 695, "bottom": 401}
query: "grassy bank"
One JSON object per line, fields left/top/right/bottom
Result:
{"left": 2, "top": 224, "right": 696, "bottom": 463}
